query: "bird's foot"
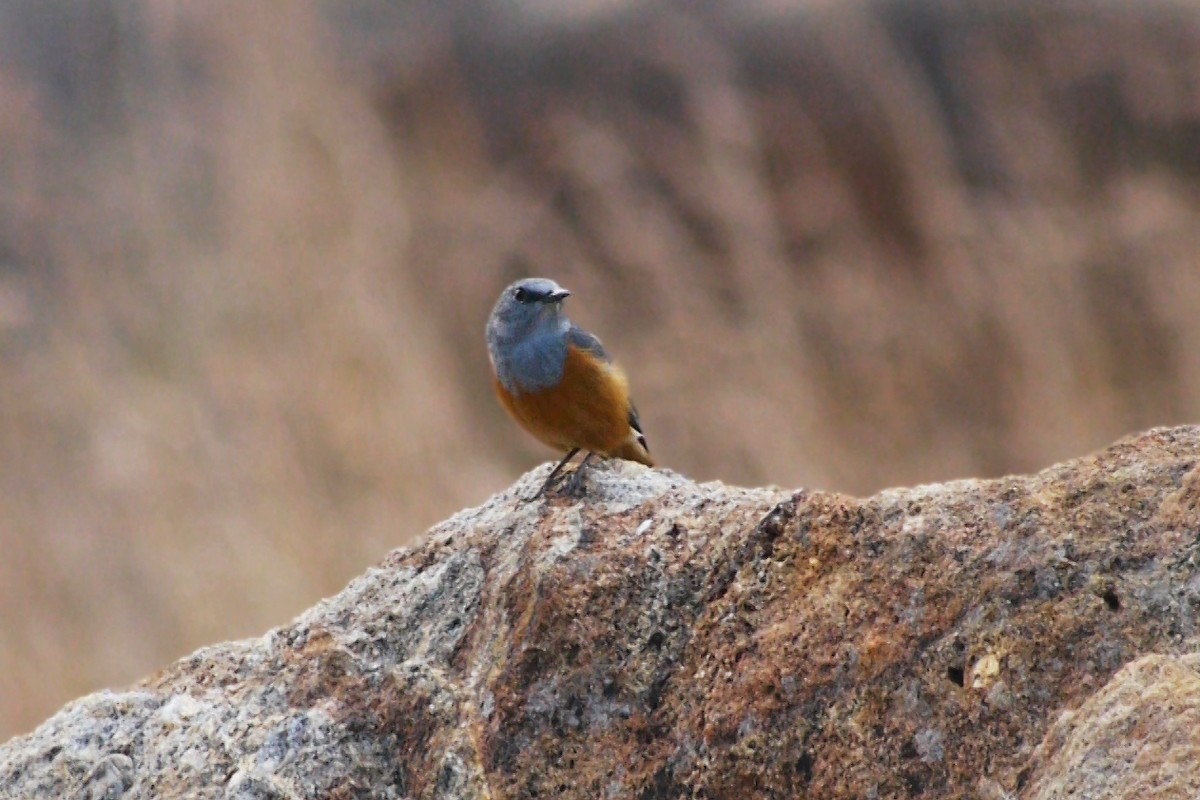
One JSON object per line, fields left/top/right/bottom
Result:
{"left": 521, "top": 473, "right": 567, "bottom": 503}
{"left": 516, "top": 450, "right": 600, "bottom": 503}
{"left": 519, "top": 449, "right": 581, "bottom": 503}
{"left": 561, "top": 453, "right": 595, "bottom": 497}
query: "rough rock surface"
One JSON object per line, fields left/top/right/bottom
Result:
{"left": 3, "top": 426, "right": 1200, "bottom": 799}
{"left": 1022, "top": 653, "right": 1200, "bottom": 800}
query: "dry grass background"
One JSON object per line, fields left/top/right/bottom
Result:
{"left": 1, "top": 0, "right": 1199, "bottom": 740}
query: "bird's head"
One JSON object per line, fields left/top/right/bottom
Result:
{"left": 487, "top": 277, "right": 572, "bottom": 341}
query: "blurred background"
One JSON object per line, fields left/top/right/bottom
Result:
{"left": 2, "top": 0, "right": 1199, "bottom": 740}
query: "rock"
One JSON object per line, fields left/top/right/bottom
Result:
{"left": 1022, "top": 653, "right": 1200, "bottom": 800}
{"left": 3, "top": 426, "right": 1200, "bottom": 799}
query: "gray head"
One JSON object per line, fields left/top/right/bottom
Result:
{"left": 486, "top": 278, "right": 573, "bottom": 393}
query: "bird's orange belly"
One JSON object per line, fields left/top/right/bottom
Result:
{"left": 494, "top": 345, "right": 632, "bottom": 455}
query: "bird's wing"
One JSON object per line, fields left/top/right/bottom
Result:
{"left": 566, "top": 325, "right": 610, "bottom": 362}
{"left": 568, "top": 324, "right": 650, "bottom": 453}
{"left": 628, "top": 403, "right": 649, "bottom": 453}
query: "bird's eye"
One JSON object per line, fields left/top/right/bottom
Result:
{"left": 513, "top": 287, "right": 530, "bottom": 302}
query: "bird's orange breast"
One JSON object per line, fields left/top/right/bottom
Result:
{"left": 494, "top": 344, "right": 647, "bottom": 462}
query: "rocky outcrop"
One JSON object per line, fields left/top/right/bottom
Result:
{"left": 3, "top": 426, "right": 1200, "bottom": 799}
{"left": 1021, "top": 653, "right": 1200, "bottom": 800}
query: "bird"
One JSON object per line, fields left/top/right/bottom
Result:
{"left": 486, "top": 277, "right": 653, "bottom": 498}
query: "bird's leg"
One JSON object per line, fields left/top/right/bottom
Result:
{"left": 527, "top": 448, "right": 580, "bottom": 501}
{"left": 563, "top": 452, "right": 595, "bottom": 497}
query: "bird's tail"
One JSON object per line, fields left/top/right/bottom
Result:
{"left": 612, "top": 439, "right": 655, "bottom": 468}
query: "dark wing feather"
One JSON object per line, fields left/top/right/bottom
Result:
{"left": 629, "top": 403, "right": 649, "bottom": 453}
{"left": 566, "top": 325, "right": 610, "bottom": 362}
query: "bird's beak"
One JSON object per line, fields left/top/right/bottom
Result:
{"left": 549, "top": 288, "right": 571, "bottom": 302}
